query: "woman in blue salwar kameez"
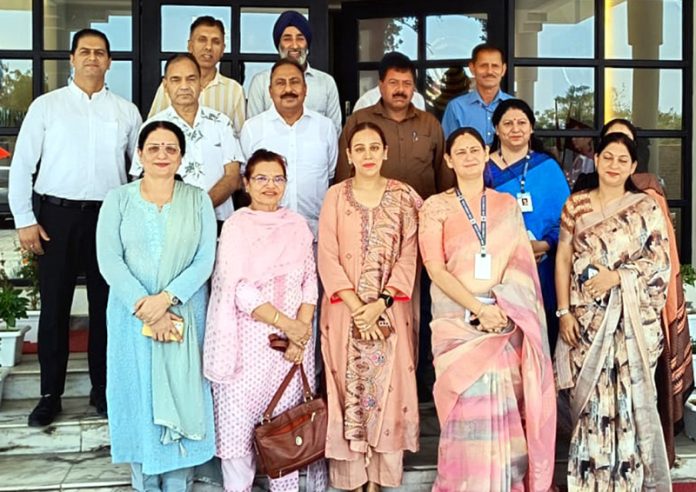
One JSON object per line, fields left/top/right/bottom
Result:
{"left": 485, "top": 98, "right": 570, "bottom": 351}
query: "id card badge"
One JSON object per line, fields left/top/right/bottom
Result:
{"left": 474, "top": 252, "right": 492, "bottom": 280}
{"left": 517, "top": 192, "right": 534, "bottom": 212}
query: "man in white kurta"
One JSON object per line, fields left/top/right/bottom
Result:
{"left": 240, "top": 59, "right": 337, "bottom": 238}
{"left": 132, "top": 54, "right": 242, "bottom": 227}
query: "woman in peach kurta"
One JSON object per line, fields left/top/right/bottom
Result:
{"left": 318, "top": 122, "right": 422, "bottom": 491}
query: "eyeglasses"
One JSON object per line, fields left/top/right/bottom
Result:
{"left": 250, "top": 175, "right": 287, "bottom": 186}
{"left": 144, "top": 143, "right": 181, "bottom": 157}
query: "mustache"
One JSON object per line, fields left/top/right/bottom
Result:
{"left": 392, "top": 93, "right": 408, "bottom": 99}
{"left": 280, "top": 92, "right": 298, "bottom": 99}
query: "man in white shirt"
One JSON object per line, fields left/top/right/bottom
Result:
{"left": 8, "top": 29, "right": 142, "bottom": 426}
{"left": 245, "top": 10, "right": 341, "bottom": 133}
{"left": 132, "top": 54, "right": 242, "bottom": 232}
{"left": 148, "top": 16, "right": 246, "bottom": 136}
{"left": 241, "top": 59, "right": 337, "bottom": 238}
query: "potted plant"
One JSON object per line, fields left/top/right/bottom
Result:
{"left": 17, "top": 249, "right": 40, "bottom": 344}
{"left": 0, "top": 269, "right": 30, "bottom": 367}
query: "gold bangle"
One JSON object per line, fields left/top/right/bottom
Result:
{"left": 272, "top": 310, "right": 280, "bottom": 327}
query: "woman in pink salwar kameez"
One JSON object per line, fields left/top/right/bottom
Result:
{"left": 418, "top": 127, "right": 556, "bottom": 492}
{"left": 318, "top": 122, "right": 422, "bottom": 491}
{"left": 203, "top": 149, "right": 324, "bottom": 492}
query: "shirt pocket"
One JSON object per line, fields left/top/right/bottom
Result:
{"left": 96, "top": 120, "right": 121, "bottom": 154}
{"left": 411, "top": 132, "right": 433, "bottom": 163}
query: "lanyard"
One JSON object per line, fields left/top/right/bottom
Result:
{"left": 455, "top": 187, "right": 487, "bottom": 255}
{"left": 499, "top": 150, "right": 532, "bottom": 193}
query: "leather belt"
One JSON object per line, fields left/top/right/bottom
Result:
{"left": 40, "top": 194, "right": 102, "bottom": 210}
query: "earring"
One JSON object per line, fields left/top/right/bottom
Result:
{"left": 348, "top": 160, "right": 353, "bottom": 166}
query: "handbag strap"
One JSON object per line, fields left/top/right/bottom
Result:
{"left": 262, "top": 363, "right": 314, "bottom": 422}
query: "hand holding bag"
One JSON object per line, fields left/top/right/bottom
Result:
{"left": 253, "top": 362, "right": 327, "bottom": 478}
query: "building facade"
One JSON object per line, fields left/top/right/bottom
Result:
{"left": 0, "top": 0, "right": 693, "bottom": 260}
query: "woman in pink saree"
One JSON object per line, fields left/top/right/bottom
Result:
{"left": 555, "top": 133, "right": 672, "bottom": 491}
{"left": 418, "top": 127, "right": 556, "bottom": 491}
{"left": 318, "top": 122, "right": 422, "bottom": 491}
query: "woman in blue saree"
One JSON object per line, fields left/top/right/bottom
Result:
{"left": 485, "top": 98, "right": 569, "bottom": 351}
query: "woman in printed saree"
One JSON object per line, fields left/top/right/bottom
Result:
{"left": 203, "top": 149, "right": 323, "bottom": 492}
{"left": 486, "top": 98, "right": 570, "bottom": 352}
{"left": 96, "top": 121, "right": 217, "bottom": 491}
{"left": 419, "top": 127, "right": 556, "bottom": 492}
{"left": 318, "top": 122, "right": 422, "bottom": 491}
{"left": 555, "top": 132, "right": 672, "bottom": 491}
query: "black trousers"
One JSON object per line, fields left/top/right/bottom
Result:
{"left": 37, "top": 201, "right": 108, "bottom": 396}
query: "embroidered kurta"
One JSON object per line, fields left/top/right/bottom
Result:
{"left": 96, "top": 181, "right": 217, "bottom": 475}
{"left": 318, "top": 179, "right": 422, "bottom": 461}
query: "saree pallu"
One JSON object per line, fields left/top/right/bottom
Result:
{"left": 419, "top": 190, "right": 556, "bottom": 492}
{"left": 555, "top": 191, "right": 672, "bottom": 491}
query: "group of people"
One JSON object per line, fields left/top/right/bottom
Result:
{"left": 7, "top": 9, "right": 689, "bottom": 492}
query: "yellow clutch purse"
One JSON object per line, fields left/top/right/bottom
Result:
{"left": 141, "top": 319, "right": 184, "bottom": 341}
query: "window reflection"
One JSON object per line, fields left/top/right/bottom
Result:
{"left": 425, "top": 14, "right": 487, "bottom": 60}
{"left": 358, "top": 70, "right": 379, "bottom": 99}
{"left": 605, "top": 68, "right": 681, "bottom": 130}
{"left": 605, "top": 0, "right": 682, "bottom": 60}
{"left": 0, "top": 60, "right": 33, "bottom": 129}
{"left": 425, "top": 67, "right": 471, "bottom": 120}
{"left": 358, "top": 17, "right": 417, "bottom": 62}
{"left": 43, "top": 60, "right": 132, "bottom": 102}
{"left": 515, "top": 0, "right": 594, "bottom": 58}
{"left": 514, "top": 66, "right": 594, "bottom": 130}
{"left": 161, "top": 5, "right": 231, "bottom": 53}
{"left": 240, "top": 7, "right": 308, "bottom": 54}
{"left": 0, "top": 1, "right": 32, "bottom": 50}
{"left": 240, "top": 61, "right": 273, "bottom": 95}
{"left": 44, "top": 0, "right": 132, "bottom": 51}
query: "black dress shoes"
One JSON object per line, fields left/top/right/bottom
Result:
{"left": 27, "top": 395, "right": 62, "bottom": 427}
{"left": 89, "top": 387, "right": 108, "bottom": 418}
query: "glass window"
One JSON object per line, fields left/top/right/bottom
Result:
{"left": 358, "top": 17, "right": 417, "bottom": 62}
{"left": 358, "top": 70, "right": 379, "bottom": 99}
{"left": 605, "top": 0, "right": 682, "bottom": 60}
{"left": 161, "top": 5, "right": 231, "bottom": 53}
{"left": 43, "top": 60, "right": 133, "bottom": 101}
{"left": 425, "top": 14, "right": 487, "bottom": 60}
{"left": 669, "top": 207, "right": 682, "bottom": 256}
{"left": 541, "top": 135, "right": 592, "bottom": 187}
{"left": 240, "top": 7, "right": 309, "bottom": 54}
{"left": 240, "top": 61, "right": 273, "bottom": 95}
{"left": 605, "top": 68, "right": 681, "bottom": 130}
{"left": 0, "top": 1, "right": 32, "bottom": 50}
{"left": 515, "top": 0, "right": 594, "bottom": 58}
{"left": 641, "top": 138, "right": 682, "bottom": 200}
{"left": 0, "top": 60, "right": 33, "bottom": 129}
{"left": 44, "top": 0, "right": 132, "bottom": 51}
{"left": 425, "top": 66, "right": 472, "bottom": 119}
{"left": 0, "top": 136, "right": 17, "bottom": 166}
{"left": 514, "top": 66, "right": 595, "bottom": 130}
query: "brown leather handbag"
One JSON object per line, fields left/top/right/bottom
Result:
{"left": 253, "top": 362, "right": 327, "bottom": 478}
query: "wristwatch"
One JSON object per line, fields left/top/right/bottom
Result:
{"left": 378, "top": 292, "right": 394, "bottom": 308}
{"left": 555, "top": 308, "right": 570, "bottom": 318}
{"left": 165, "top": 291, "right": 180, "bottom": 306}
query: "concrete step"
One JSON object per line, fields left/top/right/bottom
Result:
{"left": 3, "top": 354, "right": 91, "bottom": 401}
{"left": 0, "top": 397, "right": 108, "bottom": 456}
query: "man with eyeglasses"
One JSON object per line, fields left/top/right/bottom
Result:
{"left": 240, "top": 58, "right": 337, "bottom": 239}
{"left": 8, "top": 29, "right": 142, "bottom": 426}
{"left": 148, "top": 16, "right": 246, "bottom": 137}
{"left": 131, "top": 53, "right": 242, "bottom": 233}
{"left": 246, "top": 10, "right": 341, "bottom": 133}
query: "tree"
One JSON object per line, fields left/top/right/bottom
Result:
{"left": 0, "top": 62, "right": 32, "bottom": 128}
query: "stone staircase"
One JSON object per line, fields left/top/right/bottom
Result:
{"left": 1, "top": 352, "right": 696, "bottom": 491}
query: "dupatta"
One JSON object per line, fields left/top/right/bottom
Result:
{"left": 203, "top": 207, "right": 314, "bottom": 383}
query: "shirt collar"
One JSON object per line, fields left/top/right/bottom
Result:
{"left": 266, "top": 104, "right": 309, "bottom": 126}
{"left": 68, "top": 80, "right": 108, "bottom": 101}
{"left": 204, "top": 70, "right": 223, "bottom": 89}
{"left": 371, "top": 99, "right": 418, "bottom": 121}
{"left": 470, "top": 88, "right": 504, "bottom": 107}
{"left": 168, "top": 104, "right": 204, "bottom": 129}
{"left": 303, "top": 63, "right": 315, "bottom": 78}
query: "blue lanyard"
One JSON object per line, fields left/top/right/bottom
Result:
{"left": 500, "top": 150, "right": 532, "bottom": 193}
{"left": 455, "top": 187, "right": 487, "bottom": 255}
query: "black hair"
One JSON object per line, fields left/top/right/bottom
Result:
{"left": 244, "top": 149, "right": 288, "bottom": 180}
{"left": 138, "top": 120, "right": 186, "bottom": 157}
{"left": 190, "top": 16, "right": 225, "bottom": 38}
{"left": 599, "top": 118, "right": 638, "bottom": 140}
{"left": 347, "top": 122, "right": 387, "bottom": 148}
{"left": 573, "top": 133, "right": 642, "bottom": 193}
{"left": 70, "top": 28, "right": 111, "bottom": 57}
{"left": 270, "top": 58, "right": 305, "bottom": 82}
{"left": 490, "top": 98, "right": 549, "bottom": 155}
{"left": 445, "top": 127, "right": 486, "bottom": 155}
{"left": 164, "top": 53, "right": 201, "bottom": 77}
{"left": 378, "top": 52, "right": 416, "bottom": 82}
{"left": 471, "top": 43, "right": 504, "bottom": 63}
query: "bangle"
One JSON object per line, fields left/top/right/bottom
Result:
{"left": 272, "top": 310, "right": 280, "bottom": 327}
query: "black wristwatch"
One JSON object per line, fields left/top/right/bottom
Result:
{"left": 378, "top": 292, "right": 394, "bottom": 308}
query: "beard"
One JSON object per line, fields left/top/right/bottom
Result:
{"left": 278, "top": 46, "right": 308, "bottom": 66}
